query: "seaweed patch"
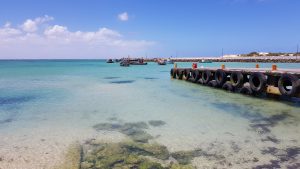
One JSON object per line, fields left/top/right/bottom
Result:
{"left": 110, "top": 80, "right": 135, "bottom": 84}
{"left": 79, "top": 140, "right": 194, "bottom": 169}
{"left": 253, "top": 160, "right": 281, "bottom": 169}
{"left": 93, "top": 122, "right": 152, "bottom": 143}
{"left": 287, "top": 163, "right": 300, "bottom": 169}
{"left": 171, "top": 149, "right": 225, "bottom": 165}
{"left": 249, "top": 113, "right": 291, "bottom": 134}
{"left": 260, "top": 146, "right": 300, "bottom": 166}
{"left": 107, "top": 117, "right": 118, "bottom": 121}
{"left": 0, "top": 118, "right": 13, "bottom": 124}
{"left": 261, "top": 136, "right": 280, "bottom": 144}
{"left": 103, "top": 77, "right": 120, "bottom": 79}
{"left": 230, "top": 141, "right": 241, "bottom": 153}
{"left": 144, "top": 77, "right": 159, "bottom": 80}
{"left": 148, "top": 120, "right": 166, "bottom": 127}
{"left": 0, "top": 95, "right": 36, "bottom": 106}
{"left": 89, "top": 121, "right": 220, "bottom": 168}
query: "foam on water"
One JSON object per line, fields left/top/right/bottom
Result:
{"left": 0, "top": 60, "right": 300, "bottom": 168}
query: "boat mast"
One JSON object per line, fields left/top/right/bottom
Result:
{"left": 221, "top": 48, "right": 224, "bottom": 58}
{"left": 297, "top": 44, "right": 299, "bottom": 60}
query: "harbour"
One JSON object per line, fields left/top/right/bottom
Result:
{"left": 0, "top": 60, "right": 300, "bottom": 169}
{"left": 1, "top": 0, "right": 300, "bottom": 168}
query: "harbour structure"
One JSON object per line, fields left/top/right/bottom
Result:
{"left": 170, "top": 64, "right": 300, "bottom": 98}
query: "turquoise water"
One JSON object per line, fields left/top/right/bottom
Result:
{"left": 0, "top": 60, "right": 300, "bottom": 168}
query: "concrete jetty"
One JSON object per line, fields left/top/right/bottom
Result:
{"left": 171, "top": 64, "right": 300, "bottom": 98}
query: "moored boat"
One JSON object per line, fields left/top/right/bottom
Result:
{"left": 106, "top": 59, "right": 114, "bottom": 63}
{"left": 167, "top": 58, "right": 174, "bottom": 64}
{"left": 157, "top": 59, "right": 166, "bottom": 65}
{"left": 130, "top": 59, "right": 148, "bottom": 65}
{"left": 120, "top": 60, "right": 130, "bottom": 67}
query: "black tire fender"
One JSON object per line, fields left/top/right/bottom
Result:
{"left": 191, "top": 70, "right": 201, "bottom": 83}
{"left": 207, "top": 80, "right": 218, "bottom": 88}
{"left": 183, "top": 69, "right": 191, "bottom": 80}
{"left": 278, "top": 74, "right": 300, "bottom": 97}
{"left": 222, "top": 82, "right": 234, "bottom": 92}
{"left": 177, "top": 69, "right": 184, "bottom": 80}
{"left": 249, "top": 72, "right": 267, "bottom": 93}
{"left": 240, "top": 86, "right": 253, "bottom": 95}
{"left": 215, "top": 69, "right": 227, "bottom": 86}
{"left": 230, "top": 71, "right": 244, "bottom": 88}
{"left": 202, "top": 70, "right": 213, "bottom": 84}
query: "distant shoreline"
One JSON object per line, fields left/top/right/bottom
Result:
{"left": 0, "top": 57, "right": 300, "bottom": 63}
{"left": 145, "top": 56, "right": 300, "bottom": 63}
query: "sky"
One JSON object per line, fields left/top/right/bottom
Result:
{"left": 0, "top": 0, "right": 300, "bottom": 59}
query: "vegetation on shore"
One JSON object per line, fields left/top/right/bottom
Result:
{"left": 240, "top": 51, "right": 300, "bottom": 57}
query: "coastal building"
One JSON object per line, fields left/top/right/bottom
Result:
{"left": 222, "top": 54, "right": 240, "bottom": 58}
{"left": 258, "top": 52, "right": 269, "bottom": 56}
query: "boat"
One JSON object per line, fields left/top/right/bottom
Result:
{"left": 166, "top": 58, "right": 174, "bottom": 64}
{"left": 130, "top": 59, "right": 148, "bottom": 65}
{"left": 199, "top": 59, "right": 212, "bottom": 63}
{"left": 120, "top": 60, "right": 130, "bottom": 67}
{"left": 157, "top": 59, "right": 166, "bottom": 65}
{"left": 106, "top": 59, "right": 114, "bottom": 63}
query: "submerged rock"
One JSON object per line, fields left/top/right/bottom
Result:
{"left": 169, "top": 148, "right": 226, "bottom": 165}
{"left": 149, "top": 120, "right": 166, "bottom": 127}
{"left": 89, "top": 121, "right": 198, "bottom": 168}
{"left": 170, "top": 149, "right": 202, "bottom": 165}
{"left": 54, "top": 143, "right": 82, "bottom": 169}
{"left": 122, "top": 142, "right": 170, "bottom": 160}
{"left": 123, "top": 129, "right": 153, "bottom": 143}
{"left": 93, "top": 122, "right": 152, "bottom": 143}
{"left": 93, "top": 123, "right": 122, "bottom": 131}
{"left": 170, "top": 164, "right": 195, "bottom": 169}
{"left": 80, "top": 141, "right": 193, "bottom": 169}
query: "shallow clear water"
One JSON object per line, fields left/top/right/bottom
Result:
{"left": 0, "top": 60, "right": 300, "bottom": 168}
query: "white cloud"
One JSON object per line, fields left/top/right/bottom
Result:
{"left": 22, "top": 19, "right": 37, "bottom": 32}
{"left": 118, "top": 12, "right": 129, "bottom": 21}
{"left": 44, "top": 25, "right": 69, "bottom": 37}
{"left": 0, "top": 23, "right": 22, "bottom": 38}
{"left": 4, "top": 22, "right": 11, "bottom": 28}
{"left": 21, "top": 15, "right": 54, "bottom": 32}
{"left": 0, "top": 16, "right": 155, "bottom": 59}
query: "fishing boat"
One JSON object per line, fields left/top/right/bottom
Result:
{"left": 166, "top": 58, "right": 174, "bottom": 64}
{"left": 199, "top": 59, "right": 212, "bottom": 63}
{"left": 157, "top": 59, "right": 166, "bottom": 65}
{"left": 106, "top": 59, "right": 114, "bottom": 63}
{"left": 130, "top": 59, "right": 148, "bottom": 65}
{"left": 120, "top": 60, "right": 130, "bottom": 67}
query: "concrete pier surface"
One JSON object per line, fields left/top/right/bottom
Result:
{"left": 171, "top": 65, "right": 300, "bottom": 98}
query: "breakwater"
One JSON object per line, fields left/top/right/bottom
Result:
{"left": 145, "top": 56, "right": 300, "bottom": 63}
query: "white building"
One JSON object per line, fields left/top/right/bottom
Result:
{"left": 258, "top": 52, "right": 269, "bottom": 56}
{"left": 222, "top": 54, "right": 240, "bottom": 58}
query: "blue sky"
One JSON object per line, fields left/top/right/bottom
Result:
{"left": 0, "top": 0, "right": 299, "bottom": 59}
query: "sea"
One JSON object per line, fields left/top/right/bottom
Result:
{"left": 0, "top": 60, "right": 300, "bottom": 169}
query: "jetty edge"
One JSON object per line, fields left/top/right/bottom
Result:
{"left": 170, "top": 63, "right": 300, "bottom": 99}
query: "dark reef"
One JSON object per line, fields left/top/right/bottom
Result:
{"left": 0, "top": 95, "right": 36, "bottom": 106}
{"left": 103, "top": 77, "right": 120, "bottom": 79}
{"left": 110, "top": 80, "right": 135, "bottom": 84}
